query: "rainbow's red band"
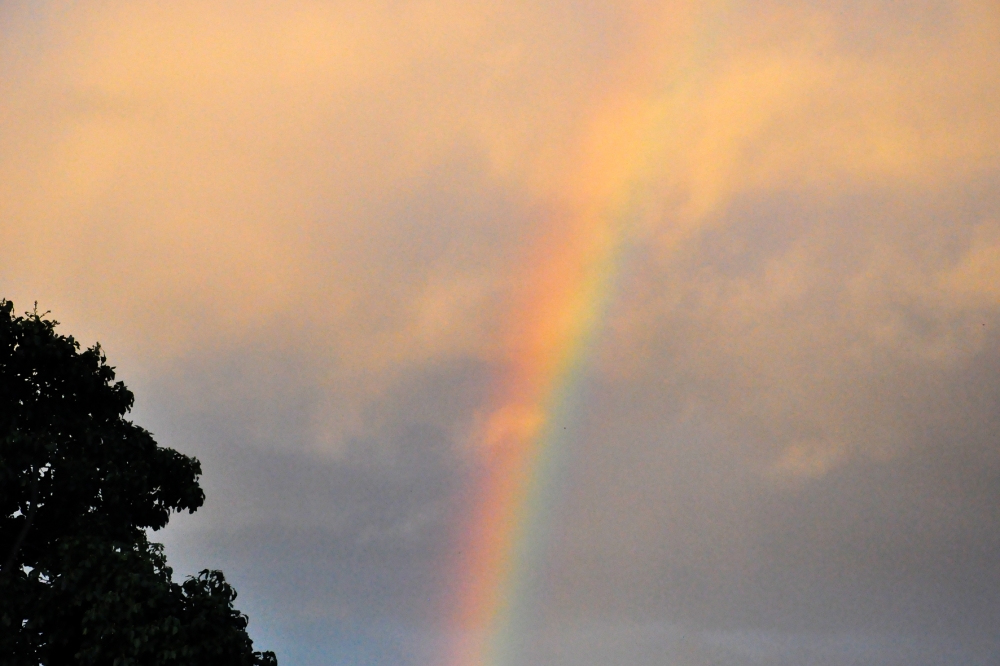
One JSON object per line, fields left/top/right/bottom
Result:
{"left": 443, "top": 6, "right": 725, "bottom": 663}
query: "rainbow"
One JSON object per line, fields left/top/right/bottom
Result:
{"left": 444, "top": 215, "right": 624, "bottom": 665}
{"left": 444, "top": 5, "right": 726, "bottom": 664}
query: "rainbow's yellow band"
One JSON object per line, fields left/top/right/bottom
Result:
{"left": 444, "top": 5, "right": 727, "bottom": 664}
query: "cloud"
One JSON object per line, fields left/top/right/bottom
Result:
{"left": 3, "top": 0, "right": 1000, "bottom": 661}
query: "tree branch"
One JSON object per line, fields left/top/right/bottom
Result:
{"left": 2, "top": 465, "right": 40, "bottom": 576}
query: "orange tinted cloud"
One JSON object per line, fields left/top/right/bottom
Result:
{"left": 1, "top": 0, "right": 998, "bottom": 471}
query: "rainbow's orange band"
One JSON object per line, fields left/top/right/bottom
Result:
{"left": 445, "top": 217, "right": 621, "bottom": 665}
{"left": 443, "top": 6, "right": 725, "bottom": 664}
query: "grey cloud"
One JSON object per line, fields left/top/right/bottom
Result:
{"left": 521, "top": 621, "right": 999, "bottom": 666}
{"left": 139, "top": 343, "right": 492, "bottom": 622}
{"left": 537, "top": 177, "right": 1000, "bottom": 645}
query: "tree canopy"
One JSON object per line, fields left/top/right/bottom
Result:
{"left": 0, "top": 300, "right": 276, "bottom": 665}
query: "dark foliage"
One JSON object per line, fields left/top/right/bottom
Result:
{"left": 0, "top": 300, "right": 276, "bottom": 665}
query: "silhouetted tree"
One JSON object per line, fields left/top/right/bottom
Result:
{"left": 0, "top": 300, "right": 276, "bottom": 665}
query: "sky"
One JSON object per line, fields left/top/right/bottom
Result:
{"left": 2, "top": 1, "right": 1000, "bottom": 664}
